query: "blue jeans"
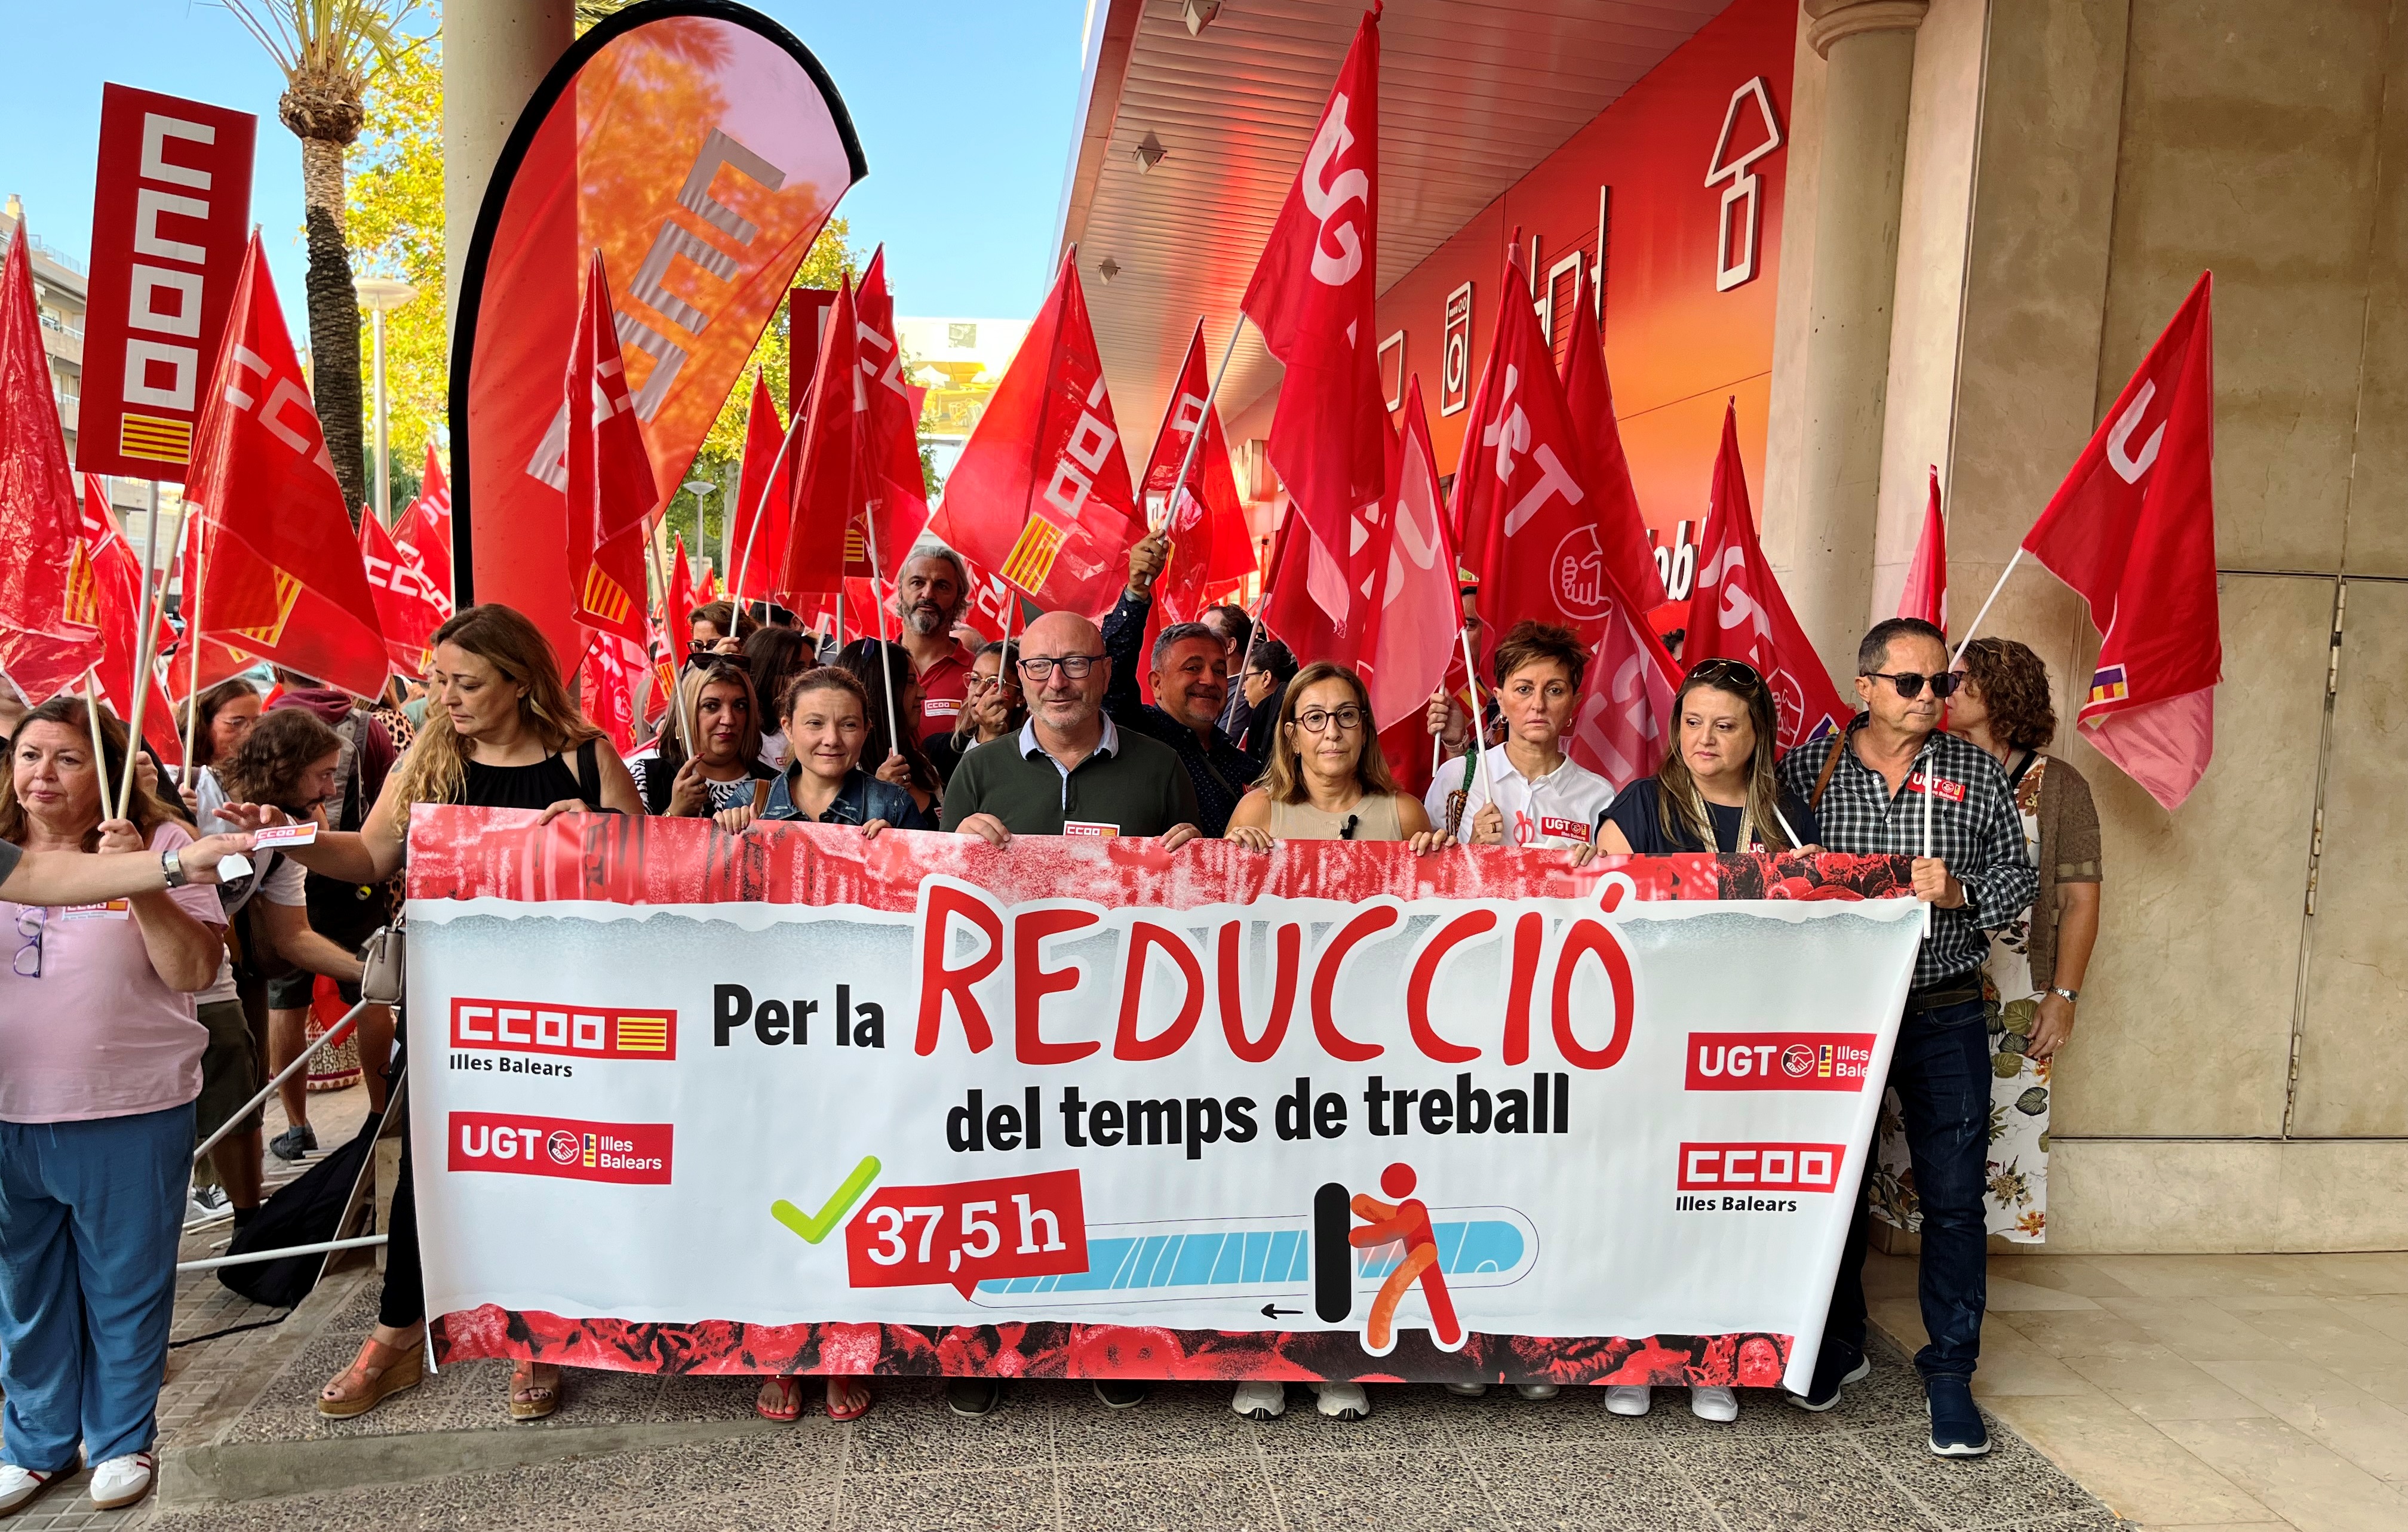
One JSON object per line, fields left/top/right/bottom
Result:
{"left": 1823, "top": 995, "right": 1991, "bottom": 1380}
{"left": 0, "top": 1103, "right": 194, "bottom": 1469}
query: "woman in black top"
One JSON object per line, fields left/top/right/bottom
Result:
{"left": 217, "top": 604, "right": 642, "bottom": 1426}
{"left": 1597, "top": 658, "right": 1822, "bottom": 856}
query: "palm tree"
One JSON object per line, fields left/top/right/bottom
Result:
{"left": 219, "top": 1, "right": 425, "bottom": 516}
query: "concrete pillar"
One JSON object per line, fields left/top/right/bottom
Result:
{"left": 1784, "top": 0, "right": 1927, "bottom": 673}
{"left": 443, "top": 0, "right": 575, "bottom": 330}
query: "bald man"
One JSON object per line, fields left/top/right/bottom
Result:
{"left": 940, "top": 611, "right": 1200, "bottom": 848}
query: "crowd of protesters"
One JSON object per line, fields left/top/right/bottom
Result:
{"left": 0, "top": 521, "right": 2103, "bottom": 1512}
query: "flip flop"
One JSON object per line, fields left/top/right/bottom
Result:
{"left": 824, "top": 1378, "right": 873, "bottom": 1423}
{"left": 755, "top": 1376, "right": 804, "bottom": 1423}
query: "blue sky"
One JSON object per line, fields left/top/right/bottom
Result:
{"left": 0, "top": 1, "right": 1087, "bottom": 318}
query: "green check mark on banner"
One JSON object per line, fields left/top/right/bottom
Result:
{"left": 771, "top": 1156, "right": 882, "bottom": 1244}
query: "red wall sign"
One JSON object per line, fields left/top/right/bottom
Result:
{"left": 78, "top": 84, "right": 256, "bottom": 481}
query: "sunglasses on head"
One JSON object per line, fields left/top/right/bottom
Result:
{"left": 1684, "top": 658, "right": 1765, "bottom": 692}
{"left": 1863, "top": 669, "right": 1961, "bottom": 700}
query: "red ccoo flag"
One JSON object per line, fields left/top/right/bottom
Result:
{"left": 1560, "top": 287, "right": 1667, "bottom": 608}
{"left": 852, "top": 248, "right": 932, "bottom": 580}
{"left": 781, "top": 278, "right": 861, "bottom": 598}
{"left": 1899, "top": 466, "right": 1948, "bottom": 627}
{"left": 1360, "top": 377, "right": 1462, "bottom": 734}
{"left": 1685, "top": 401, "right": 1850, "bottom": 752}
{"left": 1455, "top": 241, "right": 1627, "bottom": 657}
{"left": 394, "top": 442, "right": 454, "bottom": 621}
{"left": 2021, "top": 272, "right": 2220, "bottom": 810}
{"left": 0, "top": 220, "right": 103, "bottom": 702}
{"left": 181, "top": 232, "right": 388, "bottom": 699}
{"left": 359, "top": 506, "right": 446, "bottom": 678}
{"left": 927, "top": 250, "right": 1140, "bottom": 614}
{"left": 727, "top": 371, "right": 792, "bottom": 602}
{"left": 541, "top": 249, "right": 658, "bottom": 650}
{"left": 1241, "top": 7, "right": 1386, "bottom": 589}
{"left": 1136, "top": 321, "right": 1254, "bottom": 696}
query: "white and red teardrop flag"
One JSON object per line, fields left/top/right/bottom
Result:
{"left": 852, "top": 247, "right": 932, "bottom": 581}
{"left": 2022, "top": 271, "right": 2219, "bottom": 810}
{"left": 1240, "top": 6, "right": 1386, "bottom": 590}
{"left": 1559, "top": 287, "right": 1667, "bottom": 609}
{"left": 542, "top": 249, "right": 659, "bottom": 650}
{"left": 0, "top": 220, "right": 102, "bottom": 702}
{"left": 1454, "top": 241, "right": 1623, "bottom": 655}
{"left": 359, "top": 506, "right": 446, "bottom": 678}
{"left": 927, "top": 250, "right": 1140, "bottom": 614}
{"left": 1360, "top": 377, "right": 1461, "bottom": 733}
{"left": 1685, "top": 401, "right": 1850, "bottom": 752}
{"left": 1899, "top": 466, "right": 1947, "bottom": 627}
{"left": 394, "top": 442, "right": 454, "bottom": 621}
{"left": 182, "top": 231, "right": 388, "bottom": 699}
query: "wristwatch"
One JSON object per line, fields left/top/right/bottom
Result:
{"left": 2049, "top": 986, "right": 2079, "bottom": 1003}
{"left": 160, "top": 847, "right": 190, "bottom": 889}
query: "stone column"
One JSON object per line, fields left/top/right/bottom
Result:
{"left": 443, "top": 0, "right": 575, "bottom": 329}
{"left": 1786, "top": 0, "right": 1928, "bottom": 672}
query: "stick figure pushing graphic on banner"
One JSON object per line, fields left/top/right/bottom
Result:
{"left": 1350, "top": 1162, "right": 1464, "bottom": 1353}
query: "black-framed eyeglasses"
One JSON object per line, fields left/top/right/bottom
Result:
{"left": 1290, "top": 705, "right": 1366, "bottom": 734}
{"left": 1863, "top": 669, "right": 1961, "bottom": 700}
{"left": 1685, "top": 658, "right": 1764, "bottom": 692}
{"left": 1017, "top": 654, "right": 1102, "bottom": 681}
{"left": 13, "top": 905, "right": 44, "bottom": 979}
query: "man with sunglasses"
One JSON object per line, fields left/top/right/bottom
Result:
{"left": 1775, "top": 617, "right": 2037, "bottom": 1458}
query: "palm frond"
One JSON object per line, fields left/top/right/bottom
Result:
{"left": 212, "top": 0, "right": 430, "bottom": 87}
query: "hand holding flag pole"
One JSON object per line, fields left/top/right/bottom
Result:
{"left": 1157, "top": 316, "right": 1248, "bottom": 534}
{"left": 82, "top": 670, "right": 117, "bottom": 822}
{"left": 115, "top": 481, "right": 168, "bottom": 813}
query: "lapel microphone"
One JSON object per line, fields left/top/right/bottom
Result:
{"left": 1340, "top": 814, "right": 1360, "bottom": 841}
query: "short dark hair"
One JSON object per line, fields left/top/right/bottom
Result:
{"left": 216, "top": 706, "right": 344, "bottom": 810}
{"left": 691, "top": 600, "right": 755, "bottom": 641}
{"left": 1491, "top": 620, "right": 1588, "bottom": 691}
{"left": 1957, "top": 637, "right": 2057, "bottom": 750}
{"left": 1858, "top": 617, "right": 1947, "bottom": 675}
{"left": 1249, "top": 639, "right": 1298, "bottom": 686}
{"left": 1150, "top": 620, "right": 1223, "bottom": 672}
{"left": 1203, "top": 603, "right": 1252, "bottom": 652}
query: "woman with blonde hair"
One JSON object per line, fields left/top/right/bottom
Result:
{"left": 1227, "top": 662, "right": 1449, "bottom": 855}
{"left": 1596, "top": 659, "right": 1821, "bottom": 859}
{"left": 216, "top": 604, "right": 642, "bottom": 1425}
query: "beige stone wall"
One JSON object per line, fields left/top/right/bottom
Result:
{"left": 1768, "top": 0, "right": 2408, "bottom": 1250}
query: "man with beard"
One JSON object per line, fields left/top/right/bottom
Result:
{"left": 1098, "top": 530, "right": 1261, "bottom": 837}
{"left": 893, "top": 546, "right": 980, "bottom": 743}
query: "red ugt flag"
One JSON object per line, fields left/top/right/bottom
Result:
{"left": 2022, "top": 272, "right": 2220, "bottom": 810}
{"left": 1240, "top": 7, "right": 1386, "bottom": 583}
{"left": 1685, "top": 402, "right": 1850, "bottom": 752}
{"left": 543, "top": 249, "right": 658, "bottom": 649}
{"left": 1559, "top": 290, "right": 1667, "bottom": 608}
{"left": 0, "top": 221, "right": 102, "bottom": 702}
{"left": 1899, "top": 466, "right": 1948, "bottom": 627}
{"left": 182, "top": 232, "right": 388, "bottom": 699}
{"left": 927, "top": 250, "right": 1140, "bottom": 614}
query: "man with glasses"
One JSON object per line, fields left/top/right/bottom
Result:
{"left": 1098, "top": 533, "right": 1260, "bottom": 835}
{"left": 1775, "top": 617, "right": 2035, "bottom": 1459}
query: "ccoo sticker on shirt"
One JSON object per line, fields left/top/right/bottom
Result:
{"left": 924, "top": 698, "right": 964, "bottom": 718}
{"left": 1061, "top": 821, "right": 1120, "bottom": 839}
{"left": 61, "top": 900, "right": 131, "bottom": 921}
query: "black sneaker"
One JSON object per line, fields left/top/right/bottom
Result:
{"left": 1925, "top": 1375, "right": 1991, "bottom": 1457}
{"left": 946, "top": 1379, "right": 1003, "bottom": 1418}
{"left": 268, "top": 1124, "right": 317, "bottom": 1161}
{"left": 1093, "top": 1380, "right": 1150, "bottom": 1410}
{"left": 1786, "top": 1351, "right": 1871, "bottom": 1413}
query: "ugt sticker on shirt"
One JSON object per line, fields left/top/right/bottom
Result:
{"left": 1539, "top": 816, "right": 1592, "bottom": 843}
{"left": 1907, "top": 771, "right": 1966, "bottom": 804}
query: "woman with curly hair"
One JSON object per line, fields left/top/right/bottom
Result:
{"left": 1869, "top": 637, "right": 2100, "bottom": 1248}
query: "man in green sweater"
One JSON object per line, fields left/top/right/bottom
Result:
{"left": 935, "top": 610, "right": 1197, "bottom": 1420}
{"left": 941, "top": 611, "right": 1202, "bottom": 850}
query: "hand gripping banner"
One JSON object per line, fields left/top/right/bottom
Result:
{"left": 449, "top": 0, "right": 866, "bottom": 665}
{"left": 408, "top": 810, "right": 1921, "bottom": 1393}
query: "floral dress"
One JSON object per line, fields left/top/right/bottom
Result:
{"left": 1870, "top": 753, "right": 2051, "bottom": 1242}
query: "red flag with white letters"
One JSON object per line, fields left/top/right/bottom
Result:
{"left": 1136, "top": 322, "right": 1254, "bottom": 699}
{"left": 2021, "top": 272, "right": 2219, "bottom": 810}
{"left": 1455, "top": 242, "right": 1624, "bottom": 657}
{"left": 544, "top": 249, "right": 659, "bottom": 649}
{"left": 181, "top": 232, "right": 388, "bottom": 699}
{"left": 78, "top": 484, "right": 182, "bottom": 764}
{"left": 1684, "top": 402, "right": 1849, "bottom": 752}
{"left": 1241, "top": 8, "right": 1385, "bottom": 582}
{"left": 1899, "top": 466, "right": 1947, "bottom": 628}
{"left": 852, "top": 248, "right": 932, "bottom": 580}
{"left": 394, "top": 442, "right": 454, "bottom": 622}
{"left": 927, "top": 250, "right": 1139, "bottom": 613}
{"left": 358, "top": 507, "right": 445, "bottom": 677}
{"left": 1560, "top": 296, "right": 1667, "bottom": 608}
{"left": 0, "top": 222, "right": 102, "bottom": 702}
{"left": 1360, "top": 379, "right": 1461, "bottom": 734}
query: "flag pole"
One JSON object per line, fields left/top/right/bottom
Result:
{"left": 641, "top": 524, "right": 698, "bottom": 761}
{"left": 116, "top": 480, "right": 168, "bottom": 811}
{"left": 181, "top": 522, "right": 207, "bottom": 788}
{"left": 1948, "top": 548, "right": 2024, "bottom": 668}
{"left": 1157, "top": 315, "right": 1248, "bottom": 533}
{"left": 1919, "top": 733, "right": 1935, "bottom": 936}
{"left": 862, "top": 509, "right": 903, "bottom": 775}
{"left": 1457, "top": 623, "right": 1497, "bottom": 811}
{"left": 82, "top": 669, "right": 116, "bottom": 822}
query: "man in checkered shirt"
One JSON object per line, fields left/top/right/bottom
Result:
{"left": 1776, "top": 618, "right": 2037, "bottom": 1460}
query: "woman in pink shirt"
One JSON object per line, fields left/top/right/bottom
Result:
{"left": 0, "top": 698, "right": 228, "bottom": 1518}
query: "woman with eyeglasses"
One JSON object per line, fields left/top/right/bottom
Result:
{"left": 924, "top": 639, "right": 1025, "bottom": 787}
{"left": 0, "top": 697, "right": 231, "bottom": 1515}
{"left": 1593, "top": 659, "right": 1822, "bottom": 860}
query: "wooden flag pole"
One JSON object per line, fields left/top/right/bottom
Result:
{"left": 82, "top": 670, "right": 117, "bottom": 823}
{"left": 1157, "top": 315, "right": 1248, "bottom": 534}
{"left": 1948, "top": 548, "right": 2023, "bottom": 668}
{"left": 116, "top": 481, "right": 168, "bottom": 812}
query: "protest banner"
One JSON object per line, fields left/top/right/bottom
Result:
{"left": 408, "top": 809, "right": 1919, "bottom": 1394}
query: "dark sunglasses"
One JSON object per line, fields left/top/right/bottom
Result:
{"left": 1684, "top": 658, "right": 1764, "bottom": 692}
{"left": 1863, "top": 669, "right": 1961, "bottom": 700}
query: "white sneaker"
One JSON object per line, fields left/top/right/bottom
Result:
{"left": 1443, "top": 1382, "right": 1488, "bottom": 1397}
{"left": 1310, "top": 1381, "right": 1371, "bottom": 1420}
{"left": 1688, "top": 1385, "right": 1739, "bottom": 1422}
{"left": 1230, "top": 1380, "right": 1286, "bottom": 1420}
{"left": 1604, "top": 1384, "right": 1653, "bottom": 1416}
{"left": 88, "top": 1453, "right": 153, "bottom": 1510}
{"left": 1515, "top": 1383, "right": 1559, "bottom": 1400}
{"left": 0, "top": 1463, "right": 66, "bottom": 1515}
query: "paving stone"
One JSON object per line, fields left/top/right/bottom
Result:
{"left": 1264, "top": 1445, "right": 1500, "bottom": 1532}
{"left": 1478, "top": 1442, "right": 1721, "bottom": 1531}
{"left": 1666, "top": 1431, "right": 1940, "bottom": 1531}
{"left": 832, "top": 1465, "right": 1056, "bottom": 1531}
{"left": 1056, "top": 1456, "right": 1280, "bottom": 1531}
